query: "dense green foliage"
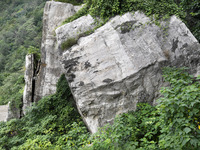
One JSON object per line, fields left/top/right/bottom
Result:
{"left": 64, "top": 0, "right": 199, "bottom": 42}
{"left": 87, "top": 103, "right": 160, "bottom": 150}
{"left": 86, "top": 67, "right": 200, "bottom": 150}
{"left": 0, "top": 0, "right": 199, "bottom": 149}
{"left": 157, "top": 67, "right": 200, "bottom": 149}
{"left": 1, "top": 68, "right": 200, "bottom": 149}
{"left": 0, "top": 0, "right": 46, "bottom": 105}
{"left": 0, "top": 75, "right": 89, "bottom": 150}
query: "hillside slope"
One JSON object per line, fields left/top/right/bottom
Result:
{"left": 0, "top": 0, "right": 47, "bottom": 107}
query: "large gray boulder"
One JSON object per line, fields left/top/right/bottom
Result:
{"left": 57, "top": 12, "right": 200, "bottom": 133}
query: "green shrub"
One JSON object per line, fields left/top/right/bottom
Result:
{"left": 157, "top": 67, "right": 200, "bottom": 149}
{"left": 61, "top": 37, "right": 78, "bottom": 50}
{"left": 87, "top": 103, "right": 161, "bottom": 150}
{"left": 27, "top": 46, "right": 40, "bottom": 61}
{"left": 62, "top": 0, "right": 199, "bottom": 42}
{"left": 62, "top": 4, "right": 89, "bottom": 25}
{"left": 0, "top": 74, "right": 89, "bottom": 149}
{"left": 1, "top": 67, "right": 200, "bottom": 149}
{"left": 85, "top": 67, "right": 200, "bottom": 150}
{"left": 60, "top": 29, "right": 96, "bottom": 50}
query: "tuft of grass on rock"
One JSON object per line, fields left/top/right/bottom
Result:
{"left": 54, "top": 0, "right": 83, "bottom": 6}
{"left": 61, "top": 37, "right": 78, "bottom": 50}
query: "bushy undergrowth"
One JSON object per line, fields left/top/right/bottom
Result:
{"left": 0, "top": 0, "right": 47, "bottom": 105}
{"left": 157, "top": 67, "right": 200, "bottom": 149}
{"left": 86, "top": 103, "right": 160, "bottom": 150}
{"left": 87, "top": 67, "right": 200, "bottom": 150}
{"left": 0, "top": 75, "right": 89, "bottom": 150}
{"left": 61, "top": 37, "right": 78, "bottom": 50}
{"left": 0, "top": 68, "right": 199, "bottom": 149}
{"left": 63, "top": 0, "right": 199, "bottom": 42}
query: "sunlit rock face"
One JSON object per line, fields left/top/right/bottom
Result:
{"left": 57, "top": 12, "right": 200, "bottom": 133}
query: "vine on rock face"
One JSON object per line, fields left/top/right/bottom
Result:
{"left": 63, "top": 0, "right": 185, "bottom": 25}
{"left": 157, "top": 67, "right": 200, "bottom": 149}
{"left": 62, "top": 0, "right": 199, "bottom": 42}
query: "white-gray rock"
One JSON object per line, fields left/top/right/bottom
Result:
{"left": 60, "top": 12, "right": 200, "bottom": 133}
{"left": 23, "top": 54, "right": 34, "bottom": 114}
{"left": 34, "top": 1, "right": 81, "bottom": 101}
{"left": 0, "top": 104, "right": 9, "bottom": 122}
{"left": 7, "top": 101, "right": 21, "bottom": 121}
{"left": 55, "top": 14, "right": 95, "bottom": 48}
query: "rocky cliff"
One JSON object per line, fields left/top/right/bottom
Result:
{"left": 22, "top": 1, "right": 200, "bottom": 133}
{"left": 22, "top": 1, "right": 81, "bottom": 114}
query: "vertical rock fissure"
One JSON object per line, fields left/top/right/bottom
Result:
{"left": 31, "top": 55, "right": 38, "bottom": 103}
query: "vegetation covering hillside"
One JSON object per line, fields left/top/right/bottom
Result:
{"left": 0, "top": 68, "right": 200, "bottom": 149}
{"left": 63, "top": 0, "right": 199, "bottom": 42}
{"left": 0, "top": 0, "right": 199, "bottom": 107}
{"left": 0, "top": 0, "right": 47, "bottom": 107}
{"left": 0, "top": 0, "right": 200, "bottom": 149}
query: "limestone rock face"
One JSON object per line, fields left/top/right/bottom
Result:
{"left": 7, "top": 101, "right": 21, "bottom": 121}
{"left": 23, "top": 54, "right": 34, "bottom": 114}
{"left": 34, "top": 1, "right": 81, "bottom": 101}
{"left": 55, "top": 15, "right": 95, "bottom": 48}
{"left": 0, "top": 104, "right": 9, "bottom": 122}
{"left": 58, "top": 12, "right": 200, "bottom": 133}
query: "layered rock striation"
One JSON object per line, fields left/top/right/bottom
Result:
{"left": 23, "top": 2, "right": 200, "bottom": 133}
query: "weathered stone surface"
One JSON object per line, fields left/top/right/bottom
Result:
{"left": 23, "top": 54, "right": 34, "bottom": 114}
{"left": 7, "top": 101, "right": 21, "bottom": 121}
{"left": 0, "top": 104, "right": 9, "bottom": 122}
{"left": 59, "top": 12, "right": 200, "bottom": 133}
{"left": 55, "top": 14, "right": 95, "bottom": 48}
{"left": 34, "top": 1, "right": 81, "bottom": 102}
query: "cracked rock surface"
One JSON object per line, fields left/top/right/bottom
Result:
{"left": 58, "top": 12, "right": 200, "bottom": 133}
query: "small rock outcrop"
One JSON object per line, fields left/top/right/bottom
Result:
{"left": 0, "top": 104, "right": 9, "bottom": 122}
{"left": 57, "top": 12, "right": 200, "bottom": 133}
{"left": 55, "top": 15, "right": 95, "bottom": 47}
{"left": 7, "top": 101, "right": 21, "bottom": 121}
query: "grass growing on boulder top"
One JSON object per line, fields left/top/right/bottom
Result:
{"left": 61, "top": 37, "right": 78, "bottom": 50}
